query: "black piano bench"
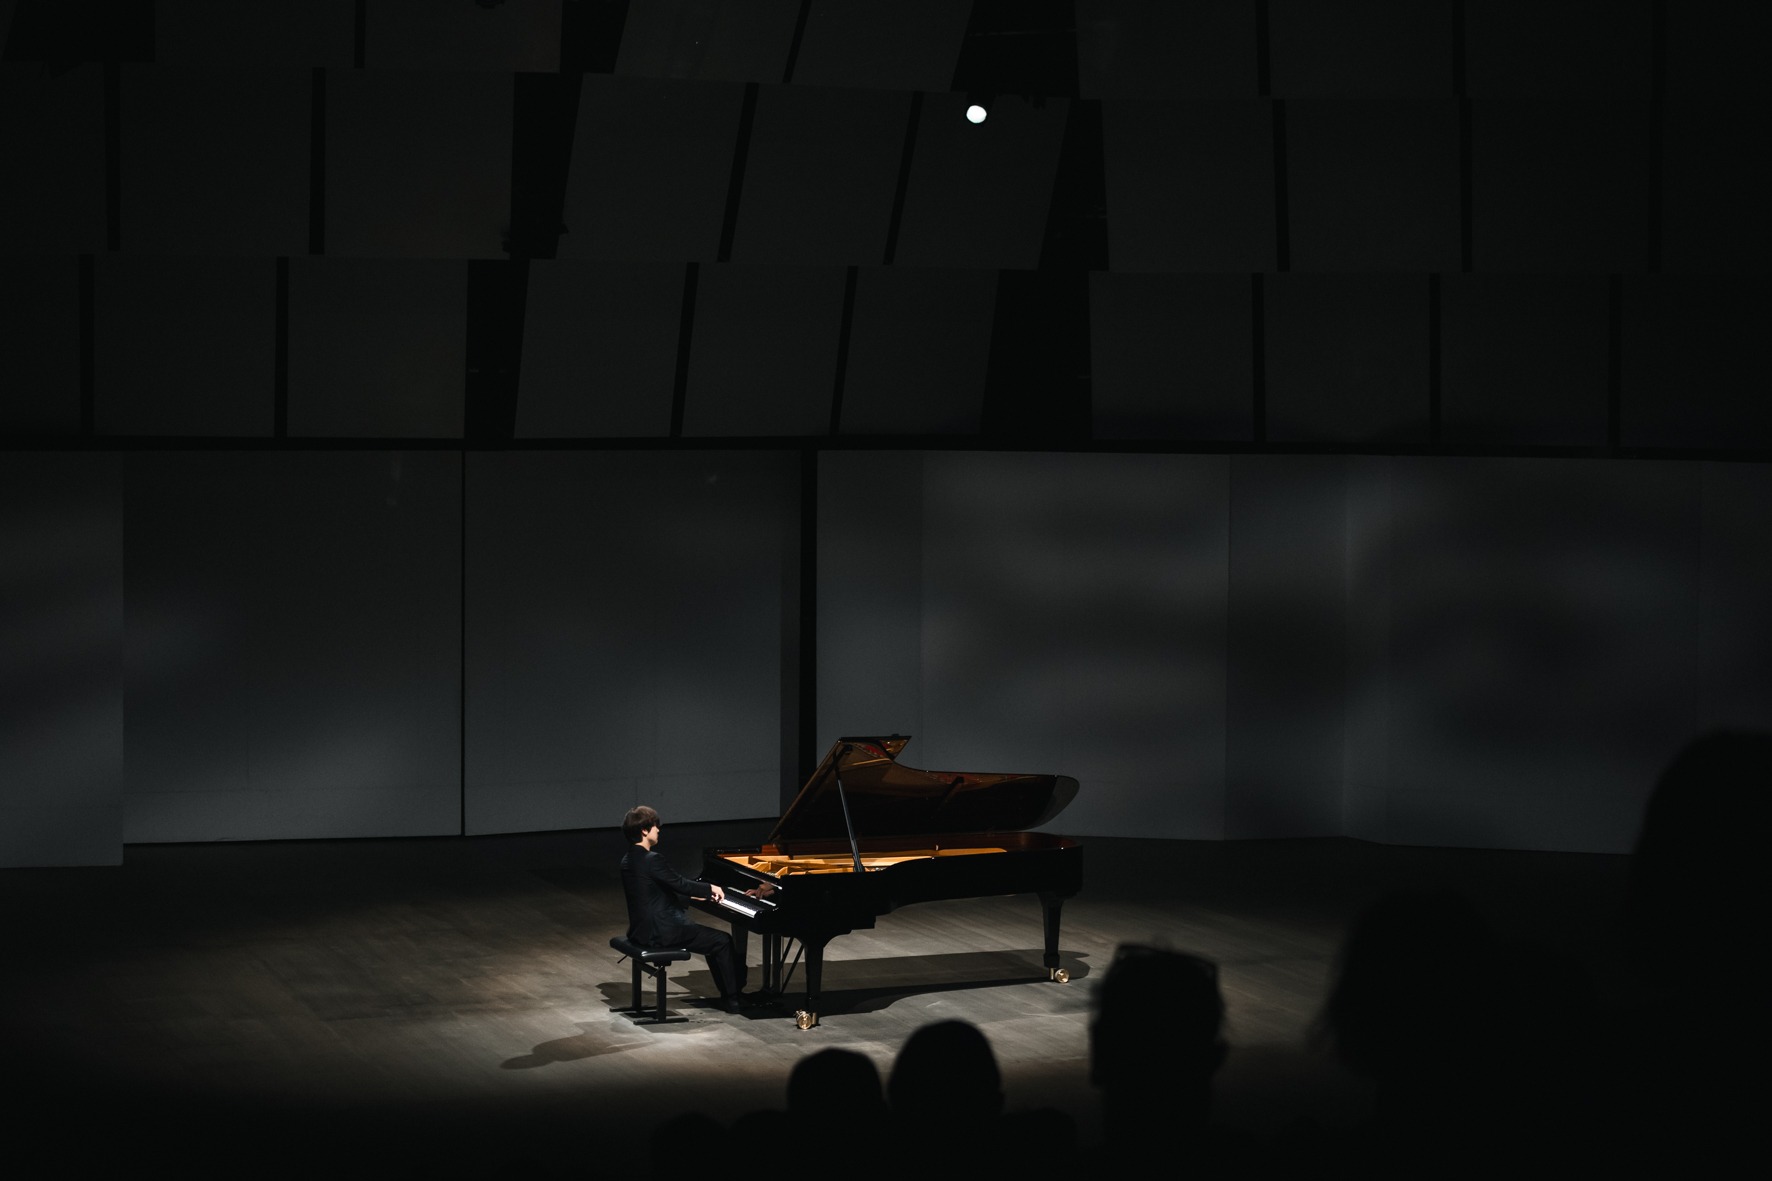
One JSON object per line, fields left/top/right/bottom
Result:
{"left": 609, "top": 936, "right": 692, "bottom": 1024}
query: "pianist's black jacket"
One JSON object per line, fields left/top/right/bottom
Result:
{"left": 620, "top": 845, "right": 714, "bottom": 946}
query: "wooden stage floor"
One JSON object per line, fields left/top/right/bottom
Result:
{"left": 1, "top": 822, "right": 1632, "bottom": 1174}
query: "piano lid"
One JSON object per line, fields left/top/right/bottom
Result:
{"left": 769, "top": 736, "right": 1079, "bottom": 844}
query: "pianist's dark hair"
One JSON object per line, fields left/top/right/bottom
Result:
{"left": 623, "top": 805, "right": 661, "bottom": 843}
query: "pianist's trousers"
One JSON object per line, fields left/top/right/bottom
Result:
{"left": 680, "top": 921, "right": 746, "bottom": 997}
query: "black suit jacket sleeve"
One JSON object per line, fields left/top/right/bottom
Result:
{"left": 620, "top": 846, "right": 712, "bottom": 946}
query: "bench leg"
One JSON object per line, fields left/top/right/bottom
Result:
{"left": 630, "top": 956, "right": 644, "bottom": 1014}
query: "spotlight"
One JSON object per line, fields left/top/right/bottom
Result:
{"left": 965, "top": 103, "right": 988, "bottom": 124}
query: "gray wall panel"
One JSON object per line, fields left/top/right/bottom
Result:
{"left": 0, "top": 453, "right": 123, "bottom": 866}
{"left": 816, "top": 451, "right": 924, "bottom": 744}
{"left": 464, "top": 451, "right": 793, "bottom": 835}
{"left": 1382, "top": 458, "right": 1700, "bottom": 853}
{"left": 1226, "top": 455, "right": 1348, "bottom": 838}
{"left": 919, "top": 452, "right": 1229, "bottom": 839}
{"left": 123, "top": 451, "right": 461, "bottom": 842}
{"left": 1698, "top": 462, "right": 1772, "bottom": 732}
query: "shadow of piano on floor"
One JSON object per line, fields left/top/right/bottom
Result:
{"left": 598, "top": 948, "right": 1097, "bottom": 1023}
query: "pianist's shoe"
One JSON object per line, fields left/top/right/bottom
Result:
{"left": 719, "top": 992, "right": 766, "bottom": 1014}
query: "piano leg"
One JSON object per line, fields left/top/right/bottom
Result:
{"left": 797, "top": 936, "right": 832, "bottom": 1029}
{"left": 729, "top": 922, "right": 751, "bottom": 989}
{"left": 1038, "top": 892, "right": 1070, "bottom": 983}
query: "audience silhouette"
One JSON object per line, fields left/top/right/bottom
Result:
{"left": 1614, "top": 729, "right": 1772, "bottom": 1167}
{"left": 787, "top": 1048, "right": 886, "bottom": 1159}
{"left": 1089, "top": 943, "right": 1228, "bottom": 1163}
{"left": 638, "top": 729, "right": 1769, "bottom": 1176}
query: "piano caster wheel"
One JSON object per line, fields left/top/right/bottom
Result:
{"left": 1050, "top": 968, "right": 1070, "bottom": 984}
{"left": 795, "top": 1010, "right": 818, "bottom": 1030}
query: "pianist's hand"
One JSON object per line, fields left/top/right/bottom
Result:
{"left": 708, "top": 883, "right": 726, "bottom": 903}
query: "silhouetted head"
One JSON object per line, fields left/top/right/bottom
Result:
{"left": 1317, "top": 889, "right": 1501, "bottom": 1083}
{"left": 788, "top": 1048, "right": 885, "bottom": 1120}
{"left": 1091, "top": 944, "right": 1226, "bottom": 1094}
{"left": 1628, "top": 730, "right": 1772, "bottom": 992}
{"left": 887, "top": 1020, "right": 1003, "bottom": 1132}
{"left": 648, "top": 1110, "right": 721, "bottom": 1166}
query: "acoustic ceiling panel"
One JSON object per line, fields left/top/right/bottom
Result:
{"left": 1463, "top": 0, "right": 1652, "bottom": 98}
{"left": 839, "top": 266, "right": 995, "bottom": 436}
{"left": 287, "top": 257, "right": 467, "bottom": 438}
{"left": 730, "top": 84, "right": 909, "bottom": 266}
{"left": 95, "top": 255, "right": 275, "bottom": 437}
{"left": 1075, "top": 0, "right": 1258, "bottom": 99}
{"left": 1471, "top": 99, "right": 1651, "bottom": 273}
{"left": 154, "top": 0, "right": 355, "bottom": 68}
{"left": 1660, "top": 102, "right": 1772, "bottom": 273}
{"left": 0, "top": 64, "right": 106, "bottom": 254}
{"left": 366, "top": 0, "right": 561, "bottom": 71}
{"left": 1622, "top": 276, "right": 1771, "bottom": 451}
{"left": 516, "top": 259, "right": 684, "bottom": 438}
{"left": 893, "top": 92, "right": 1069, "bottom": 270}
{"left": 616, "top": 0, "right": 799, "bottom": 83}
{"left": 1439, "top": 274, "right": 1610, "bottom": 448}
{"left": 325, "top": 68, "right": 512, "bottom": 258}
{"left": 1264, "top": 273, "right": 1429, "bottom": 445}
{"left": 790, "top": 0, "right": 971, "bottom": 91}
{"left": 684, "top": 263, "right": 847, "bottom": 436}
{"left": 1268, "top": 0, "right": 1454, "bottom": 97}
{"left": 1286, "top": 98, "right": 1460, "bottom": 272}
{"left": 559, "top": 75, "right": 742, "bottom": 263}
{"left": 1101, "top": 99, "right": 1274, "bottom": 273}
{"left": 120, "top": 66, "right": 309, "bottom": 256}
{"left": 1091, "top": 271, "right": 1253, "bottom": 442}
{"left": 0, "top": 256, "right": 82, "bottom": 435}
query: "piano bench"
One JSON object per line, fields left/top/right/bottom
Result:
{"left": 610, "top": 936, "right": 693, "bottom": 1024}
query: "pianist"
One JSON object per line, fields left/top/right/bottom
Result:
{"left": 619, "top": 805, "right": 752, "bottom": 1012}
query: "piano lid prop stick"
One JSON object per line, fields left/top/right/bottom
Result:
{"left": 835, "top": 745, "right": 866, "bottom": 876}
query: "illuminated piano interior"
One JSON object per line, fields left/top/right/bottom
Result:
{"left": 723, "top": 845, "right": 1009, "bottom": 876}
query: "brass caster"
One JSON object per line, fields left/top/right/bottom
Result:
{"left": 795, "top": 1010, "right": 818, "bottom": 1030}
{"left": 1050, "top": 968, "right": 1070, "bottom": 984}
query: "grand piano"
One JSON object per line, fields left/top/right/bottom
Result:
{"left": 690, "top": 735, "right": 1082, "bottom": 1028}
